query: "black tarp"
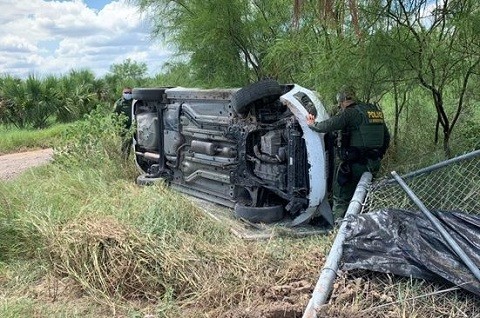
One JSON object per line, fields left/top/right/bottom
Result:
{"left": 342, "top": 209, "right": 480, "bottom": 296}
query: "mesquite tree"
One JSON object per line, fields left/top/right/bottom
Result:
{"left": 379, "top": 0, "right": 480, "bottom": 157}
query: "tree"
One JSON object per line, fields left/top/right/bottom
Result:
{"left": 0, "top": 75, "right": 28, "bottom": 128}
{"left": 56, "top": 69, "right": 99, "bottom": 123}
{"left": 0, "top": 75, "right": 59, "bottom": 129}
{"left": 133, "top": 0, "right": 293, "bottom": 86}
{"left": 108, "top": 58, "right": 147, "bottom": 81}
{"left": 149, "top": 62, "right": 197, "bottom": 87}
{"left": 294, "top": 0, "right": 362, "bottom": 37}
{"left": 104, "top": 58, "right": 148, "bottom": 97}
{"left": 380, "top": 0, "right": 480, "bottom": 157}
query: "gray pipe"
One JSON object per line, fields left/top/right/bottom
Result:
{"left": 391, "top": 171, "right": 480, "bottom": 282}
{"left": 302, "top": 172, "right": 373, "bottom": 318}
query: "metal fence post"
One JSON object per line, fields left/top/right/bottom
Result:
{"left": 302, "top": 172, "right": 372, "bottom": 318}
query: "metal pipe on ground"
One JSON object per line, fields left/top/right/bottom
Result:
{"left": 302, "top": 172, "right": 373, "bottom": 318}
{"left": 391, "top": 171, "right": 480, "bottom": 282}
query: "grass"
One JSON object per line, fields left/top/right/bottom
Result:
{"left": 0, "top": 123, "right": 71, "bottom": 155}
{"left": 0, "top": 113, "right": 479, "bottom": 317}
{"left": 3, "top": 161, "right": 478, "bottom": 317}
{"left": 0, "top": 260, "right": 110, "bottom": 318}
{"left": 0, "top": 163, "right": 332, "bottom": 317}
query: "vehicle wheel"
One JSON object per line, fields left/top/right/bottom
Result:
{"left": 136, "top": 174, "right": 163, "bottom": 186}
{"left": 231, "top": 80, "right": 282, "bottom": 114}
{"left": 133, "top": 88, "right": 165, "bottom": 101}
{"left": 234, "top": 203, "right": 285, "bottom": 223}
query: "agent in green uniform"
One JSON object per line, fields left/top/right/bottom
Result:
{"left": 306, "top": 86, "right": 390, "bottom": 220}
{"left": 114, "top": 87, "right": 133, "bottom": 159}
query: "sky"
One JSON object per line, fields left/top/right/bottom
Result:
{"left": 0, "top": 0, "right": 173, "bottom": 79}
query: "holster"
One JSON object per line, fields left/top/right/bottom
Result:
{"left": 339, "top": 147, "right": 382, "bottom": 165}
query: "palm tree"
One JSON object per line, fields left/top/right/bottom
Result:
{"left": 24, "top": 75, "right": 58, "bottom": 128}
{"left": 56, "top": 70, "right": 98, "bottom": 122}
{"left": 0, "top": 75, "right": 28, "bottom": 129}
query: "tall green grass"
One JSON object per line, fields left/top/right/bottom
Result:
{"left": 0, "top": 124, "right": 70, "bottom": 155}
{"left": 0, "top": 164, "right": 329, "bottom": 316}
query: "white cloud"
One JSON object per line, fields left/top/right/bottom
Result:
{"left": 0, "top": 35, "right": 38, "bottom": 53}
{"left": 0, "top": 0, "right": 172, "bottom": 78}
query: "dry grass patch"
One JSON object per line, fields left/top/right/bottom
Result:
{"left": 34, "top": 213, "right": 331, "bottom": 316}
{"left": 39, "top": 216, "right": 181, "bottom": 302}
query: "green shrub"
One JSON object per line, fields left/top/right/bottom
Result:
{"left": 53, "top": 106, "right": 133, "bottom": 176}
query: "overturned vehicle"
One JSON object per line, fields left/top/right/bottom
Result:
{"left": 132, "top": 80, "right": 333, "bottom": 226}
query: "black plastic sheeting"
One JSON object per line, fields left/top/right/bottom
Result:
{"left": 342, "top": 209, "right": 480, "bottom": 296}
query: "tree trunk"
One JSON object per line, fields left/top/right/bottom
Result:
{"left": 443, "top": 129, "right": 452, "bottom": 158}
{"left": 393, "top": 81, "right": 400, "bottom": 148}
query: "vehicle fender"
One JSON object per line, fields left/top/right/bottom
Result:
{"left": 280, "top": 85, "right": 329, "bottom": 211}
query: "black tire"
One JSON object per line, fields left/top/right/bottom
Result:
{"left": 136, "top": 174, "right": 163, "bottom": 186}
{"left": 234, "top": 203, "right": 285, "bottom": 223}
{"left": 231, "top": 80, "right": 282, "bottom": 114}
{"left": 133, "top": 88, "right": 165, "bottom": 101}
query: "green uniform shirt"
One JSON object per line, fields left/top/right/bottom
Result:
{"left": 309, "top": 102, "right": 390, "bottom": 157}
{"left": 114, "top": 98, "right": 132, "bottom": 129}
{"left": 309, "top": 104, "right": 361, "bottom": 134}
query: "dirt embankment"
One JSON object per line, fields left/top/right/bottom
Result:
{"left": 0, "top": 148, "right": 54, "bottom": 181}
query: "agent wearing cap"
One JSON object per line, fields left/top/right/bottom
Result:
{"left": 114, "top": 87, "right": 133, "bottom": 159}
{"left": 306, "top": 85, "right": 390, "bottom": 221}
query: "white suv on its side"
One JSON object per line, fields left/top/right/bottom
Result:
{"left": 132, "top": 80, "right": 333, "bottom": 227}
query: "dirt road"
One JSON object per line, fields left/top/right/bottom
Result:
{"left": 0, "top": 148, "right": 54, "bottom": 181}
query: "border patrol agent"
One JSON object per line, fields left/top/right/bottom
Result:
{"left": 114, "top": 87, "right": 133, "bottom": 159}
{"left": 306, "top": 86, "right": 390, "bottom": 220}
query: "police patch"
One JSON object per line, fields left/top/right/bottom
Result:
{"left": 367, "top": 111, "right": 384, "bottom": 123}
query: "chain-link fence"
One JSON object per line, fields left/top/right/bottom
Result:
{"left": 319, "top": 149, "right": 480, "bottom": 318}
{"left": 364, "top": 150, "right": 480, "bottom": 215}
